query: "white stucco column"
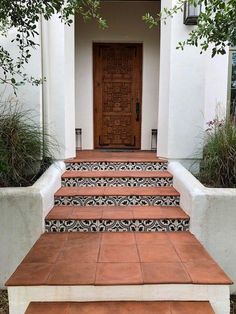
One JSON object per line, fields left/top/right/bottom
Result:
{"left": 157, "top": 0, "right": 205, "bottom": 166}
{"left": 41, "top": 16, "right": 76, "bottom": 160}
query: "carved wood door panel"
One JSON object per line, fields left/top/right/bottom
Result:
{"left": 93, "top": 43, "right": 142, "bottom": 149}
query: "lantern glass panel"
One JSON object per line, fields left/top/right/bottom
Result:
{"left": 184, "top": 1, "right": 201, "bottom": 25}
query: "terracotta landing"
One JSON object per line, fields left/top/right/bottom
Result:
{"left": 6, "top": 232, "right": 232, "bottom": 286}
{"left": 25, "top": 301, "right": 215, "bottom": 314}
{"left": 66, "top": 150, "right": 166, "bottom": 162}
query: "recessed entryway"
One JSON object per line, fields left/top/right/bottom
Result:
{"left": 75, "top": 1, "right": 160, "bottom": 150}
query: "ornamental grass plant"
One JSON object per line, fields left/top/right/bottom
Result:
{"left": 0, "top": 101, "right": 56, "bottom": 187}
{"left": 198, "top": 118, "right": 236, "bottom": 188}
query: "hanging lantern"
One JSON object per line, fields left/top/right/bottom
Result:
{"left": 183, "top": 1, "right": 201, "bottom": 25}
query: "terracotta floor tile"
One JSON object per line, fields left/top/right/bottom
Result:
{"left": 137, "top": 244, "right": 181, "bottom": 262}
{"left": 6, "top": 263, "right": 53, "bottom": 286}
{"left": 101, "top": 233, "right": 136, "bottom": 245}
{"left": 25, "top": 302, "right": 70, "bottom": 314}
{"left": 101, "top": 187, "right": 179, "bottom": 196}
{"left": 46, "top": 206, "right": 74, "bottom": 219}
{"left": 102, "top": 208, "right": 134, "bottom": 219}
{"left": 55, "top": 187, "right": 105, "bottom": 196}
{"left": 67, "top": 150, "right": 166, "bottom": 162}
{"left": 38, "top": 233, "right": 68, "bottom": 245}
{"left": 69, "top": 302, "right": 116, "bottom": 314}
{"left": 95, "top": 263, "right": 143, "bottom": 285}
{"left": 184, "top": 260, "right": 233, "bottom": 284}
{"left": 47, "top": 262, "right": 96, "bottom": 285}
{"left": 142, "top": 262, "right": 191, "bottom": 284}
{"left": 22, "top": 246, "right": 61, "bottom": 264}
{"left": 32, "top": 241, "right": 65, "bottom": 251}
{"left": 71, "top": 207, "right": 103, "bottom": 219}
{"left": 70, "top": 301, "right": 171, "bottom": 314}
{"left": 62, "top": 171, "right": 172, "bottom": 178}
{"left": 58, "top": 245, "right": 99, "bottom": 263}
{"left": 135, "top": 232, "right": 170, "bottom": 245}
{"left": 99, "top": 244, "right": 139, "bottom": 262}
{"left": 25, "top": 301, "right": 215, "bottom": 314}
{"left": 116, "top": 301, "right": 171, "bottom": 314}
{"left": 55, "top": 186, "right": 179, "bottom": 197}
{"left": 66, "top": 233, "right": 101, "bottom": 247}
{"left": 167, "top": 232, "right": 197, "bottom": 244}
{"left": 174, "top": 243, "right": 215, "bottom": 263}
{"left": 133, "top": 207, "right": 189, "bottom": 219}
{"left": 171, "top": 301, "right": 215, "bottom": 314}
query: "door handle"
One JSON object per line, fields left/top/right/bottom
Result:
{"left": 136, "top": 101, "right": 140, "bottom": 121}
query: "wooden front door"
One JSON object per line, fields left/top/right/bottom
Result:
{"left": 93, "top": 43, "right": 142, "bottom": 149}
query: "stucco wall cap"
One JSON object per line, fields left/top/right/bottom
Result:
{"left": 168, "top": 161, "right": 236, "bottom": 197}
{"left": 0, "top": 161, "right": 65, "bottom": 196}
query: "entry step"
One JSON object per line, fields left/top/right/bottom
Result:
{"left": 45, "top": 206, "right": 189, "bottom": 232}
{"left": 54, "top": 186, "right": 180, "bottom": 207}
{"left": 55, "top": 186, "right": 180, "bottom": 197}
{"left": 25, "top": 301, "right": 215, "bottom": 314}
{"left": 6, "top": 232, "right": 232, "bottom": 286}
{"left": 61, "top": 171, "right": 173, "bottom": 187}
{"left": 46, "top": 206, "right": 189, "bottom": 220}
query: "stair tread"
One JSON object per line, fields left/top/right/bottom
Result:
{"left": 62, "top": 170, "right": 172, "bottom": 178}
{"left": 46, "top": 206, "right": 189, "bottom": 220}
{"left": 55, "top": 186, "right": 179, "bottom": 197}
{"left": 25, "top": 301, "right": 215, "bottom": 314}
{"left": 6, "top": 232, "right": 232, "bottom": 287}
{"left": 65, "top": 151, "right": 167, "bottom": 163}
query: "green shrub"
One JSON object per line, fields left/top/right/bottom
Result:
{"left": 0, "top": 102, "right": 56, "bottom": 187}
{"left": 198, "top": 119, "right": 236, "bottom": 188}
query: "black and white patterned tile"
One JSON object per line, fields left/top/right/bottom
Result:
{"left": 61, "top": 177, "right": 173, "bottom": 187}
{"left": 66, "top": 161, "right": 168, "bottom": 171}
{"left": 45, "top": 218, "right": 189, "bottom": 232}
{"left": 54, "top": 195, "right": 180, "bottom": 206}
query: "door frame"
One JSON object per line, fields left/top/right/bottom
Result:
{"left": 93, "top": 42, "right": 143, "bottom": 150}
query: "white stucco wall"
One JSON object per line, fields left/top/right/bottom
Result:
{"left": 204, "top": 49, "right": 229, "bottom": 125}
{"left": 42, "top": 16, "right": 76, "bottom": 159}
{"left": 0, "top": 162, "right": 65, "bottom": 288}
{"left": 158, "top": 0, "right": 205, "bottom": 161}
{"left": 169, "top": 162, "right": 236, "bottom": 294}
{"left": 158, "top": 1, "right": 230, "bottom": 162}
{"left": 75, "top": 1, "right": 160, "bottom": 150}
{"left": 0, "top": 26, "right": 42, "bottom": 125}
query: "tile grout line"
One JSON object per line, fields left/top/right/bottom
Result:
{"left": 44, "top": 233, "right": 69, "bottom": 284}
{"left": 94, "top": 233, "right": 103, "bottom": 285}
{"left": 167, "top": 237, "right": 194, "bottom": 284}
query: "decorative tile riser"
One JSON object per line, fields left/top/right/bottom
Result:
{"left": 61, "top": 177, "right": 173, "bottom": 187}
{"left": 66, "top": 162, "right": 168, "bottom": 171}
{"left": 45, "top": 219, "right": 189, "bottom": 232}
{"left": 54, "top": 195, "right": 180, "bottom": 206}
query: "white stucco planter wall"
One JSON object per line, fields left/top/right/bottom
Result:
{"left": 0, "top": 161, "right": 65, "bottom": 288}
{"left": 169, "top": 162, "right": 236, "bottom": 293}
